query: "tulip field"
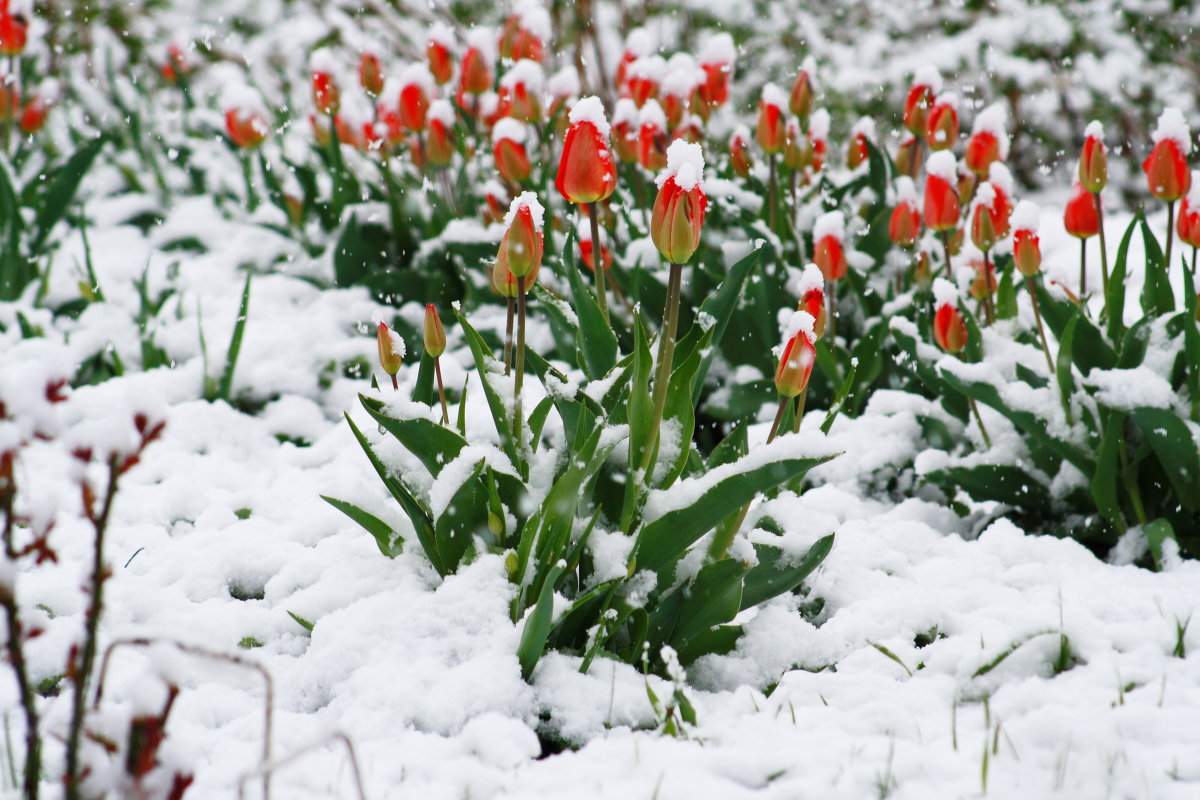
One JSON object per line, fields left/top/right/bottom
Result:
{"left": 2, "top": 0, "right": 1200, "bottom": 797}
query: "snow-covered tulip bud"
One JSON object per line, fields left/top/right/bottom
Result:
{"left": 359, "top": 51, "right": 385, "bottom": 98}
{"left": 889, "top": 176, "right": 921, "bottom": 247}
{"left": 1177, "top": 175, "right": 1200, "bottom": 249}
{"left": 636, "top": 100, "right": 668, "bottom": 171}
{"left": 696, "top": 33, "right": 734, "bottom": 112}
{"left": 425, "top": 100, "right": 456, "bottom": 167}
{"left": 969, "top": 182, "right": 1000, "bottom": 252}
{"left": 626, "top": 54, "right": 665, "bottom": 108}
{"left": 795, "top": 263, "right": 826, "bottom": 338}
{"left": 925, "top": 94, "right": 959, "bottom": 152}
{"left": 556, "top": 97, "right": 618, "bottom": 203}
{"left": 651, "top": 140, "right": 707, "bottom": 265}
{"left": 499, "top": 4, "right": 549, "bottom": 63}
{"left": 1012, "top": 201, "right": 1042, "bottom": 277}
{"left": 0, "top": 4, "right": 28, "bottom": 56}
{"left": 808, "top": 109, "right": 830, "bottom": 173}
{"left": 789, "top": 57, "right": 817, "bottom": 120}
{"left": 377, "top": 322, "right": 405, "bottom": 384}
{"left": 903, "top": 66, "right": 941, "bottom": 136}
{"left": 615, "top": 28, "right": 654, "bottom": 89}
{"left": 932, "top": 279, "right": 968, "bottom": 353}
{"left": 775, "top": 311, "right": 817, "bottom": 398}
{"left": 161, "top": 43, "right": 190, "bottom": 85}
{"left": 611, "top": 99, "right": 639, "bottom": 164}
{"left": 494, "top": 119, "right": 532, "bottom": 184}
{"left": 756, "top": 83, "right": 787, "bottom": 155}
{"left": 498, "top": 60, "right": 544, "bottom": 124}
{"left": 923, "top": 151, "right": 960, "bottom": 233}
{"left": 659, "top": 54, "right": 701, "bottom": 128}
{"left": 987, "top": 162, "right": 1014, "bottom": 238}
{"left": 782, "top": 117, "right": 807, "bottom": 171}
{"left": 1144, "top": 107, "right": 1192, "bottom": 202}
{"left": 1064, "top": 181, "right": 1099, "bottom": 239}
{"left": 222, "top": 86, "right": 270, "bottom": 149}
{"left": 963, "top": 102, "right": 1008, "bottom": 176}
{"left": 310, "top": 51, "right": 340, "bottom": 115}
{"left": 813, "top": 211, "right": 848, "bottom": 281}
{"left": 423, "top": 305, "right": 447, "bottom": 358}
{"left": 729, "top": 125, "right": 753, "bottom": 177}
{"left": 1079, "top": 120, "right": 1107, "bottom": 194}
{"left": 17, "top": 93, "right": 47, "bottom": 135}
{"left": 459, "top": 30, "right": 494, "bottom": 97}
{"left": 895, "top": 133, "right": 922, "bottom": 176}
{"left": 397, "top": 65, "right": 434, "bottom": 132}
{"left": 426, "top": 25, "right": 455, "bottom": 85}
{"left": 501, "top": 192, "right": 545, "bottom": 279}
{"left": 846, "top": 117, "right": 874, "bottom": 170}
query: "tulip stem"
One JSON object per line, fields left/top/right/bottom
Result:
{"left": 768, "top": 154, "right": 778, "bottom": 233}
{"left": 827, "top": 279, "right": 837, "bottom": 342}
{"left": 982, "top": 251, "right": 995, "bottom": 326}
{"left": 767, "top": 395, "right": 789, "bottom": 444}
{"left": 514, "top": 277, "right": 528, "bottom": 454}
{"left": 1165, "top": 201, "right": 1176, "bottom": 276}
{"left": 587, "top": 202, "right": 610, "bottom": 322}
{"left": 434, "top": 357, "right": 449, "bottom": 424}
{"left": 391, "top": 374, "right": 398, "bottom": 391}
{"left": 940, "top": 230, "right": 954, "bottom": 280}
{"left": 909, "top": 138, "right": 923, "bottom": 179}
{"left": 1079, "top": 237, "right": 1087, "bottom": 297}
{"left": 792, "top": 387, "right": 808, "bottom": 434}
{"left": 1027, "top": 276, "right": 1055, "bottom": 374}
{"left": 1094, "top": 193, "right": 1109, "bottom": 295}
{"left": 968, "top": 397, "right": 991, "bottom": 449}
{"left": 1192, "top": 246, "right": 1197, "bottom": 276}
{"left": 503, "top": 296, "right": 515, "bottom": 376}
{"left": 640, "top": 262, "right": 683, "bottom": 481}
{"left": 240, "top": 151, "right": 259, "bottom": 213}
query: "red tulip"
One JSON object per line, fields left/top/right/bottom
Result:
{"left": 895, "top": 133, "right": 922, "bottom": 176}
{"left": 18, "top": 93, "right": 47, "bottom": 135}
{"left": 925, "top": 95, "right": 958, "bottom": 151}
{"left": 556, "top": 96, "right": 617, "bottom": 204}
{"left": 0, "top": 5, "right": 27, "bottom": 56}
{"left": 494, "top": 120, "right": 532, "bottom": 183}
{"left": 903, "top": 66, "right": 940, "bottom": 136}
{"left": 924, "top": 152, "right": 960, "bottom": 233}
{"left": 889, "top": 177, "right": 921, "bottom": 247}
{"left": 796, "top": 264, "right": 827, "bottom": 338}
{"left": 1014, "top": 229, "right": 1041, "bottom": 277}
{"left": 224, "top": 94, "right": 269, "bottom": 149}
{"left": 501, "top": 192, "right": 545, "bottom": 280}
{"left": 987, "top": 163, "right": 1014, "bottom": 238}
{"left": 1144, "top": 141, "right": 1191, "bottom": 202}
{"left": 846, "top": 118, "right": 874, "bottom": 170}
{"left": 359, "top": 52, "right": 385, "bottom": 98}
{"left": 1079, "top": 121, "right": 1107, "bottom": 194}
{"left": 377, "top": 322, "right": 405, "bottom": 385}
{"left": 611, "top": 99, "right": 639, "bottom": 164}
{"left": 498, "top": 61, "right": 543, "bottom": 124}
{"left": 651, "top": 141, "right": 707, "bottom": 264}
{"left": 426, "top": 28, "right": 454, "bottom": 85}
{"left": 775, "top": 316, "right": 817, "bottom": 398}
{"left": 626, "top": 55, "right": 665, "bottom": 108}
{"left": 729, "top": 126, "right": 752, "bottom": 177}
{"left": 397, "top": 67, "right": 433, "bottom": 132}
{"left": 1178, "top": 185, "right": 1200, "bottom": 249}
{"left": 425, "top": 101, "right": 456, "bottom": 167}
{"left": 756, "top": 85, "right": 787, "bottom": 154}
{"left": 1064, "top": 182, "right": 1100, "bottom": 239}
{"left": 932, "top": 281, "right": 968, "bottom": 353}
{"left": 813, "top": 211, "right": 848, "bottom": 281}
{"left": 580, "top": 238, "right": 612, "bottom": 272}
{"left": 789, "top": 57, "right": 816, "bottom": 120}
{"left": 696, "top": 34, "right": 735, "bottom": 111}
{"left": 459, "top": 39, "right": 493, "bottom": 97}
{"left": 636, "top": 101, "right": 668, "bottom": 171}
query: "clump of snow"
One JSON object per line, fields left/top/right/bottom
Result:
{"left": 627, "top": 54, "right": 667, "bottom": 82}
{"left": 1151, "top": 107, "right": 1192, "bottom": 154}
{"left": 1012, "top": 199, "right": 1040, "bottom": 233}
{"left": 932, "top": 277, "right": 959, "bottom": 308}
{"left": 428, "top": 99, "right": 456, "bottom": 127}
{"left": 1084, "top": 119, "right": 1105, "bottom": 142}
{"left": 656, "top": 140, "right": 705, "bottom": 191}
{"left": 309, "top": 49, "right": 340, "bottom": 77}
{"left": 783, "top": 310, "right": 816, "bottom": 343}
{"left": 637, "top": 99, "right": 667, "bottom": 131}
{"left": 500, "top": 59, "right": 545, "bottom": 92}
{"left": 568, "top": 95, "right": 611, "bottom": 138}
{"left": 988, "top": 161, "right": 1014, "bottom": 196}
{"left": 794, "top": 263, "right": 824, "bottom": 296}
{"left": 398, "top": 63, "right": 436, "bottom": 95}
{"left": 513, "top": 0, "right": 552, "bottom": 42}
{"left": 913, "top": 64, "right": 943, "bottom": 92}
{"left": 661, "top": 60, "right": 704, "bottom": 98}
{"left": 850, "top": 117, "right": 875, "bottom": 140}
{"left": 612, "top": 98, "right": 638, "bottom": 126}
{"left": 492, "top": 117, "right": 527, "bottom": 144}
{"left": 926, "top": 150, "right": 957, "bottom": 181}
{"left": 972, "top": 102, "right": 1010, "bottom": 158}
{"left": 220, "top": 84, "right": 266, "bottom": 115}
{"left": 1186, "top": 172, "right": 1200, "bottom": 207}
{"left": 465, "top": 27, "right": 496, "bottom": 61}
{"left": 813, "top": 210, "right": 845, "bottom": 243}
{"left": 894, "top": 175, "right": 918, "bottom": 204}
{"left": 760, "top": 82, "right": 787, "bottom": 111}
{"left": 972, "top": 181, "right": 997, "bottom": 212}
{"left": 624, "top": 27, "right": 655, "bottom": 57}
{"left": 699, "top": 32, "right": 736, "bottom": 65}
{"left": 799, "top": 55, "right": 818, "bottom": 86}
{"left": 808, "top": 108, "right": 830, "bottom": 140}
{"left": 427, "top": 21, "right": 455, "bottom": 49}
{"left": 503, "top": 191, "right": 546, "bottom": 232}
{"left": 731, "top": 123, "right": 751, "bottom": 145}
{"left": 547, "top": 66, "right": 580, "bottom": 99}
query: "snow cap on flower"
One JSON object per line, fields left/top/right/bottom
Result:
{"left": 548, "top": 65, "right": 581, "bottom": 101}
{"left": 428, "top": 98, "right": 456, "bottom": 127}
{"left": 809, "top": 108, "right": 831, "bottom": 141}
{"left": 793, "top": 262, "right": 825, "bottom": 298}
{"left": 1012, "top": 200, "right": 1039, "bottom": 234}
{"left": 814, "top": 209, "right": 845, "bottom": 243}
{"left": 894, "top": 175, "right": 918, "bottom": 205}
{"left": 932, "top": 277, "right": 959, "bottom": 309}
{"left": 568, "top": 95, "right": 611, "bottom": 137}
{"left": 927, "top": 150, "right": 957, "bottom": 182}
{"left": 503, "top": 191, "right": 545, "bottom": 231}
{"left": 656, "top": 139, "right": 705, "bottom": 191}
{"left": 970, "top": 103, "right": 1010, "bottom": 157}
{"left": 651, "top": 143, "right": 708, "bottom": 264}
{"left": 1079, "top": 120, "right": 1108, "bottom": 193}
{"left": 493, "top": 116, "right": 527, "bottom": 144}
{"left": 1152, "top": 107, "right": 1192, "bottom": 155}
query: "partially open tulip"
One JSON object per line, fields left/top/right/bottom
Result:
{"left": 1079, "top": 121, "right": 1107, "bottom": 194}
{"left": 377, "top": 322, "right": 405, "bottom": 388}
{"left": 903, "top": 66, "right": 941, "bottom": 136}
{"left": 651, "top": 140, "right": 707, "bottom": 264}
{"left": 1064, "top": 181, "right": 1099, "bottom": 239}
{"left": 498, "top": 60, "right": 544, "bottom": 124}
{"left": 889, "top": 176, "right": 921, "bottom": 247}
{"left": 556, "top": 96, "right": 617, "bottom": 204}
{"left": 756, "top": 84, "right": 787, "bottom": 154}
{"left": 932, "top": 279, "right": 968, "bottom": 353}
{"left": 775, "top": 312, "right": 817, "bottom": 398}
{"left": 459, "top": 31, "right": 494, "bottom": 97}
{"left": 626, "top": 54, "right": 666, "bottom": 108}
{"left": 223, "top": 86, "right": 270, "bottom": 149}
{"left": 969, "top": 182, "right": 1000, "bottom": 253}
{"left": 808, "top": 109, "right": 830, "bottom": 173}
{"left": 1178, "top": 176, "right": 1200, "bottom": 249}
{"left": 813, "top": 211, "right": 848, "bottom": 281}
{"left": 789, "top": 56, "right": 817, "bottom": 120}
{"left": 924, "top": 151, "right": 961, "bottom": 232}
{"left": 493, "top": 118, "right": 532, "bottom": 184}
{"left": 1144, "top": 108, "right": 1192, "bottom": 202}
{"left": 847, "top": 117, "right": 874, "bottom": 170}
{"left": 358, "top": 52, "right": 385, "bottom": 97}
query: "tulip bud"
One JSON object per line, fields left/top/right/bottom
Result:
{"left": 925, "top": 94, "right": 959, "bottom": 152}
{"left": 813, "top": 211, "right": 848, "bottom": 281}
{"left": 636, "top": 100, "right": 668, "bottom": 171}
{"left": 963, "top": 103, "right": 1009, "bottom": 176}
{"left": 1144, "top": 107, "right": 1192, "bottom": 202}
{"left": 310, "top": 51, "right": 341, "bottom": 115}
{"left": 17, "top": 94, "right": 47, "bottom": 135}
{"left": 615, "top": 28, "right": 654, "bottom": 88}
{"left": 396, "top": 65, "right": 434, "bottom": 132}
{"left": 924, "top": 151, "right": 961, "bottom": 233}
{"left": 493, "top": 119, "right": 532, "bottom": 184}
{"left": 0, "top": 6, "right": 28, "bottom": 57}
{"left": 459, "top": 31, "right": 494, "bottom": 97}
{"left": 775, "top": 311, "right": 817, "bottom": 398}
{"left": 611, "top": 99, "right": 639, "bottom": 164}
{"left": 756, "top": 84, "right": 787, "bottom": 154}
{"left": 651, "top": 140, "right": 708, "bottom": 265}
{"left": 377, "top": 322, "right": 405, "bottom": 378}
{"left": 795, "top": 263, "right": 827, "bottom": 338}
{"left": 359, "top": 52, "right": 385, "bottom": 98}
{"left": 729, "top": 125, "right": 753, "bottom": 177}
{"left": 789, "top": 57, "right": 817, "bottom": 120}
{"left": 902, "top": 66, "right": 941, "bottom": 136}
{"left": 161, "top": 43, "right": 190, "bottom": 85}
{"left": 969, "top": 256, "right": 997, "bottom": 301}
{"left": 626, "top": 55, "right": 665, "bottom": 108}
{"left": 556, "top": 96, "right": 618, "bottom": 204}
{"left": 932, "top": 279, "right": 968, "bottom": 353}
{"left": 987, "top": 162, "right": 1014, "bottom": 238}
{"left": 782, "top": 118, "right": 808, "bottom": 171}
{"left": 423, "top": 305, "right": 447, "bottom": 358}
{"left": 0, "top": 79, "right": 17, "bottom": 122}
{"left": 808, "top": 110, "right": 830, "bottom": 173}
{"left": 222, "top": 86, "right": 270, "bottom": 149}
{"left": 1010, "top": 201, "right": 1041, "bottom": 276}
{"left": 1064, "top": 182, "right": 1099, "bottom": 239}
{"left": 895, "top": 133, "right": 922, "bottom": 176}
{"left": 426, "top": 25, "right": 455, "bottom": 85}
{"left": 1078, "top": 120, "right": 1107, "bottom": 194}
{"left": 1178, "top": 176, "right": 1200, "bottom": 249}
{"left": 889, "top": 176, "right": 921, "bottom": 247}
{"left": 847, "top": 117, "right": 874, "bottom": 170}
{"left": 697, "top": 34, "right": 735, "bottom": 111}
{"left": 501, "top": 192, "right": 545, "bottom": 280}
{"left": 913, "top": 246, "right": 933, "bottom": 287}
{"left": 425, "top": 100, "right": 456, "bottom": 167}
{"left": 969, "top": 182, "right": 1000, "bottom": 252}
{"left": 579, "top": 238, "right": 612, "bottom": 272}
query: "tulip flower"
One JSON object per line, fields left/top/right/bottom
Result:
{"left": 770, "top": 310, "right": 818, "bottom": 441}
{"left": 500, "top": 192, "right": 545, "bottom": 449}
{"left": 1011, "top": 200, "right": 1055, "bottom": 372}
{"left": 925, "top": 151, "right": 961, "bottom": 278}
{"left": 426, "top": 24, "right": 455, "bottom": 85}
{"left": 1145, "top": 107, "right": 1193, "bottom": 274}
{"left": 932, "top": 279, "right": 968, "bottom": 353}
{"left": 396, "top": 64, "right": 434, "bottom": 133}
{"left": 557, "top": 96, "right": 618, "bottom": 318}
{"left": 1074, "top": 121, "right": 1111, "bottom": 291}
{"left": 498, "top": 60, "right": 544, "bottom": 124}
{"left": 895, "top": 133, "right": 922, "bottom": 178}
{"left": 358, "top": 51, "right": 385, "bottom": 98}
{"left": 498, "top": 4, "right": 549, "bottom": 63}
{"left": 310, "top": 51, "right": 340, "bottom": 116}
{"left": 660, "top": 55, "right": 702, "bottom": 129}
{"left": 758, "top": 83, "right": 788, "bottom": 230}
{"left": 795, "top": 263, "right": 827, "bottom": 339}
{"left": 1180, "top": 174, "right": 1200, "bottom": 275}
{"left": 626, "top": 54, "right": 665, "bottom": 108}
{"left": 987, "top": 162, "right": 1014, "bottom": 238}
{"left": 17, "top": 91, "right": 46, "bottom": 135}
{"left": 223, "top": 86, "right": 270, "bottom": 150}
{"left": 611, "top": 99, "right": 639, "bottom": 164}
{"left": 889, "top": 176, "right": 921, "bottom": 248}
{"left": 423, "top": 305, "right": 449, "bottom": 423}
{"left": 0, "top": 1, "right": 27, "bottom": 56}
{"left": 925, "top": 93, "right": 959, "bottom": 152}
{"left": 376, "top": 322, "right": 406, "bottom": 390}
{"left": 458, "top": 29, "right": 494, "bottom": 116}
{"left": 903, "top": 66, "right": 940, "bottom": 136}
{"left": 651, "top": 140, "right": 707, "bottom": 265}
{"left": 789, "top": 56, "right": 817, "bottom": 121}
{"left": 812, "top": 210, "right": 847, "bottom": 338}
{"left": 808, "top": 109, "right": 830, "bottom": 174}
{"left": 491, "top": 119, "right": 529, "bottom": 184}
{"left": 782, "top": 117, "right": 808, "bottom": 172}
{"left": 968, "top": 183, "right": 1003, "bottom": 324}
{"left": 729, "top": 125, "right": 753, "bottom": 177}
{"left": 696, "top": 33, "right": 735, "bottom": 114}
{"left": 636, "top": 100, "right": 668, "bottom": 171}
{"left": 964, "top": 103, "right": 1008, "bottom": 176}
{"left": 161, "top": 43, "right": 191, "bottom": 86}
{"left": 425, "top": 100, "right": 456, "bottom": 167}
{"left": 1064, "top": 181, "right": 1099, "bottom": 294}
{"left": 846, "top": 117, "right": 874, "bottom": 171}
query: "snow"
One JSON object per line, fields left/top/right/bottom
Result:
{"left": 699, "top": 33, "right": 736, "bottom": 66}
{"left": 500, "top": 59, "right": 545, "bottom": 93}
{"left": 568, "top": 95, "right": 611, "bottom": 138}
{"left": 397, "top": 62, "right": 436, "bottom": 95}
{"left": 220, "top": 83, "right": 266, "bottom": 116}
{"left": 624, "top": 28, "right": 655, "bottom": 58}
{"left": 850, "top": 116, "right": 875, "bottom": 140}
{"left": 627, "top": 54, "right": 667, "bottom": 82}
{"left": 972, "top": 101, "right": 1011, "bottom": 158}
{"left": 760, "top": 82, "right": 787, "bottom": 111}
{"left": 637, "top": 99, "right": 667, "bottom": 131}
{"left": 972, "top": 181, "right": 997, "bottom": 212}
{"left": 503, "top": 191, "right": 546, "bottom": 232}
{"left": 1084, "top": 119, "right": 1105, "bottom": 142}
{"left": 427, "top": 98, "right": 455, "bottom": 127}
{"left": 989, "top": 161, "right": 1015, "bottom": 197}
{"left": 513, "top": 0, "right": 552, "bottom": 42}
{"left": 793, "top": 263, "right": 825, "bottom": 297}
{"left": 427, "top": 22, "right": 455, "bottom": 49}
{"left": 913, "top": 64, "right": 943, "bottom": 92}
{"left": 1187, "top": 172, "right": 1200, "bottom": 207}
{"left": 927, "top": 150, "right": 957, "bottom": 181}
{"left": 1013, "top": 199, "right": 1040, "bottom": 233}
{"left": 612, "top": 98, "right": 637, "bottom": 126}
{"left": 1151, "top": 107, "right": 1192, "bottom": 155}
{"left": 894, "top": 175, "right": 918, "bottom": 204}
{"left": 656, "top": 140, "right": 705, "bottom": 191}
{"left": 309, "top": 49, "right": 339, "bottom": 77}
{"left": 465, "top": 27, "right": 496, "bottom": 61}
{"left": 808, "top": 107, "right": 830, "bottom": 140}
{"left": 813, "top": 210, "right": 845, "bottom": 243}
{"left": 548, "top": 66, "right": 580, "bottom": 99}
{"left": 783, "top": 310, "right": 816, "bottom": 342}
{"left": 492, "top": 117, "right": 527, "bottom": 144}
{"left": 932, "top": 277, "right": 959, "bottom": 308}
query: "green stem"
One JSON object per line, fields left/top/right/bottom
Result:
{"left": 514, "top": 277, "right": 527, "bottom": 455}
{"left": 1165, "top": 201, "right": 1176, "bottom": 276}
{"left": 1117, "top": 432, "right": 1145, "bottom": 529}
{"left": 503, "top": 296, "right": 515, "bottom": 376}
{"left": 968, "top": 397, "right": 992, "bottom": 449}
{"left": 240, "top": 152, "right": 259, "bottom": 213}
{"left": 768, "top": 154, "right": 778, "bottom": 233}
{"left": 588, "top": 202, "right": 609, "bottom": 322}
{"left": 639, "top": 262, "right": 684, "bottom": 481}
{"left": 435, "top": 357, "right": 449, "bottom": 424}
{"left": 792, "top": 386, "right": 808, "bottom": 434}
{"left": 1027, "top": 276, "right": 1055, "bottom": 374}
{"left": 1079, "top": 237, "right": 1087, "bottom": 297}
{"left": 767, "top": 395, "right": 789, "bottom": 444}
{"left": 1095, "top": 193, "right": 1109, "bottom": 295}
{"left": 940, "top": 230, "right": 954, "bottom": 280}
{"left": 982, "top": 250, "right": 995, "bottom": 326}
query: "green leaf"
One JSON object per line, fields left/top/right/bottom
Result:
{"left": 1144, "top": 519, "right": 1178, "bottom": 570}
{"left": 288, "top": 611, "right": 315, "bottom": 632}
{"left": 1139, "top": 216, "right": 1174, "bottom": 316}
{"left": 707, "top": 420, "right": 748, "bottom": 469}
{"left": 360, "top": 394, "right": 467, "bottom": 477}
{"left": 453, "top": 308, "right": 520, "bottom": 469}
{"left": 676, "top": 625, "right": 744, "bottom": 665}
{"left": 648, "top": 558, "right": 745, "bottom": 653}
{"left": 528, "top": 395, "right": 554, "bottom": 451}
{"left": 687, "top": 247, "right": 762, "bottom": 405}
{"left": 216, "top": 268, "right": 253, "bottom": 402}
{"left": 925, "top": 465, "right": 1053, "bottom": 516}
{"left": 1106, "top": 214, "right": 1138, "bottom": 342}
{"left": 413, "top": 351, "right": 436, "bottom": 405}
{"left": 1127, "top": 407, "right": 1200, "bottom": 510}
{"left": 740, "top": 534, "right": 834, "bottom": 611}
{"left": 559, "top": 231, "right": 618, "bottom": 379}
{"left": 995, "top": 258, "right": 1018, "bottom": 320}
{"left": 517, "top": 561, "right": 566, "bottom": 680}
{"left": 1090, "top": 409, "right": 1126, "bottom": 532}
{"left": 822, "top": 357, "right": 858, "bottom": 434}
{"left": 320, "top": 495, "right": 401, "bottom": 557}
{"left": 658, "top": 325, "right": 715, "bottom": 488}
{"left": 1056, "top": 313, "right": 1078, "bottom": 421}
{"left": 433, "top": 459, "right": 489, "bottom": 572}
{"left": 635, "top": 451, "right": 836, "bottom": 578}
{"left": 30, "top": 136, "right": 107, "bottom": 253}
